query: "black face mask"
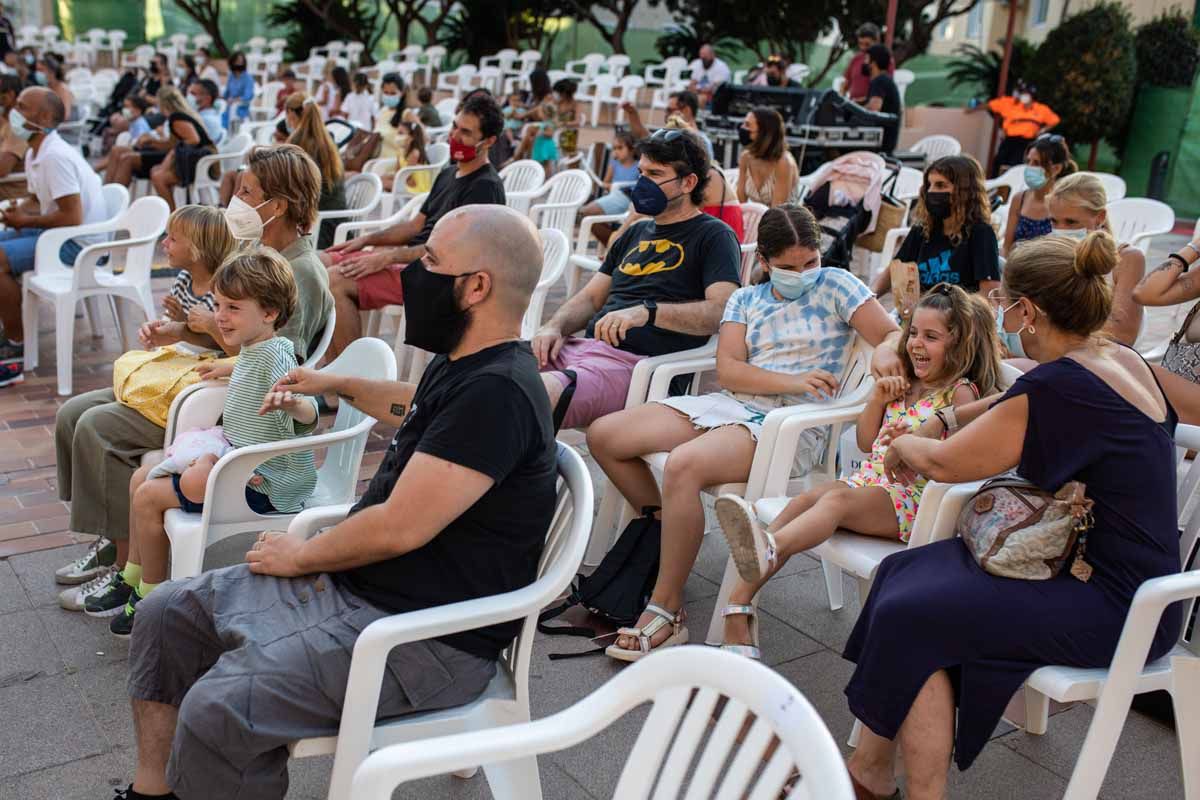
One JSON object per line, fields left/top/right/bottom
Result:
{"left": 231, "top": 62, "right": 245, "bottom": 73}
{"left": 737, "top": 126, "right": 752, "bottom": 147}
{"left": 701, "top": 59, "right": 714, "bottom": 69}
{"left": 861, "top": 63, "right": 872, "bottom": 77}
{"left": 766, "top": 73, "right": 781, "bottom": 87}
{"left": 924, "top": 191, "right": 952, "bottom": 221}
{"left": 400, "top": 259, "right": 478, "bottom": 354}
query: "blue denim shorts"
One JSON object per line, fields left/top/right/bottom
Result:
{"left": 0, "top": 227, "right": 104, "bottom": 275}
{"left": 171, "top": 474, "right": 279, "bottom": 515}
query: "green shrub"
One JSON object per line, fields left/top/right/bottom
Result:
{"left": 1134, "top": 11, "right": 1200, "bottom": 88}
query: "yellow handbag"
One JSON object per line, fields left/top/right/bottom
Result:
{"left": 112, "top": 346, "right": 236, "bottom": 428}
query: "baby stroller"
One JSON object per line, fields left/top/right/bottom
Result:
{"left": 803, "top": 151, "right": 901, "bottom": 269}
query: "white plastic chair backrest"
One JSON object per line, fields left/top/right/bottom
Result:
{"left": 1106, "top": 198, "right": 1175, "bottom": 251}
{"left": 739, "top": 242, "right": 758, "bottom": 285}
{"left": 255, "top": 81, "right": 283, "bottom": 108}
{"left": 1171, "top": 424, "right": 1200, "bottom": 656}
{"left": 434, "top": 97, "right": 457, "bottom": 126}
{"left": 894, "top": 167, "right": 924, "bottom": 201}
{"left": 894, "top": 68, "right": 915, "bottom": 103}
{"left": 218, "top": 131, "right": 252, "bottom": 156}
{"left": 535, "top": 169, "right": 590, "bottom": 236}
{"left": 255, "top": 121, "right": 278, "bottom": 145}
{"left": 400, "top": 44, "right": 423, "bottom": 61}
{"left": 911, "top": 134, "right": 961, "bottom": 162}
{"left": 312, "top": 338, "right": 398, "bottom": 505}
{"left": 741, "top": 201, "right": 768, "bottom": 244}
{"left": 344, "top": 172, "right": 383, "bottom": 213}
{"left": 607, "top": 54, "right": 631, "bottom": 75}
{"left": 349, "top": 646, "right": 852, "bottom": 800}
{"left": 426, "top": 141, "right": 450, "bottom": 167}
{"left": 522, "top": 228, "right": 569, "bottom": 339}
{"left": 81, "top": 196, "right": 167, "bottom": 289}
{"left": 500, "top": 159, "right": 544, "bottom": 197}
{"left": 455, "top": 64, "right": 477, "bottom": 80}
{"left": 618, "top": 74, "right": 644, "bottom": 92}
{"left": 102, "top": 183, "right": 131, "bottom": 220}
{"left": 661, "top": 55, "right": 688, "bottom": 77}
{"left": 986, "top": 164, "right": 1027, "bottom": 196}
{"left": 1073, "top": 171, "right": 1127, "bottom": 202}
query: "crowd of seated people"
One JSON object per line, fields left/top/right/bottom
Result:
{"left": 0, "top": 31, "right": 1193, "bottom": 800}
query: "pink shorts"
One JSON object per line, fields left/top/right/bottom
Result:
{"left": 544, "top": 337, "right": 646, "bottom": 429}
{"left": 354, "top": 263, "right": 405, "bottom": 310}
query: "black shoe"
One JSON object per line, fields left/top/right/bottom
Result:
{"left": 112, "top": 784, "right": 179, "bottom": 800}
{"left": 0, "top": 337, "right": 22, "bottom": 363}
{"left": 109, "top": 589, "right": 142, "bottom": 638}
{"left": 85, "top": 571, "right": 135, "bottom": 618}
{"left": 0, "top": 360, "right": 23, "bottom": 388}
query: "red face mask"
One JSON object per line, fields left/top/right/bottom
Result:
{"left": 449, "top": 135, "right": 478, "bottom": 162}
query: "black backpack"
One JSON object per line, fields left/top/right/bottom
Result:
{"left": 538, "top": 507, "right": 661, "bottom": 658}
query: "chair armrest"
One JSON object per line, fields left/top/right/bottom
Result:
{"left": 1129, "top": 230, "right": 1166, "bottom": 249}
{"left": 286, "top": 503, "right": 356, "bottom": 539}
{"left": 393, "top": 164, "right": 442, "bottom": 186}
{"left": 575, "top": 212, "right": 628, "bottom": 254}
{"left": 332, "top": 213, "right": 406, "bottom": 244}
{"left": 363, "top": 157, "right": 398, "bottom": 177}
{"left": 645, "top": 356, "right": 718, "bottom": 401}
{"left": 33, "top": 221, "right": 118, "bottom": 269}
{"left": 624, "top": 339, "right": 718, "bottom": 408}
{"left": 200, "top": 416, "right": 375, "bottom": 527}
{"left": 317, "top": 196, "right": 380, "bottom": 224}
{"left": 912, "top": 480, "right": 988, "bottom": 546}
{"left": 164, "top": 381, "right": 228, "bottom": 446}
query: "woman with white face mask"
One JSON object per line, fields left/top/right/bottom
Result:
{"left": 587, "top": 204, "right": 903, "bottom": 662}
{"left": 1002, "top": 133, "right": 1077, "bottom": 257}
{"left": 1044, "top": 173, "right": 1144, "bottom": 347}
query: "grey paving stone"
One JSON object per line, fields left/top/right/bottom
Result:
{"left": 752, "top": 565, "right": 864, "bottom": 652}
{"left": 72, "top": 661, "right": 136, "bottom": 749}
{"left": 0, "top": 608, "right": 64, "bottom": 683}
{"left": 0, "top": 560, "right": 32, "bottom": 614}
{"left": 0, "top": 673, "right": 103, "bottom": 779}
{"left": 0, "top": 750, "right": 129, "bottom": 800}
{"left": 36, "top": 604, "right": 130, "bottom": 672}
{"left": 682, "top": 594, "right": 825, "bottom": 666}
{"left": 997, "top": 703, "right": 1184, "bottom": 800}
{"left": 946, "top": 741, "right": 1069, "bottom": 799}
{"left": 9, "top": 543, "right": 91, "bottom": 608}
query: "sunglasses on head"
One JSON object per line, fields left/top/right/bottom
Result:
{"left": 650, "top": 128, "right": 686, "bottom": 144}
{"left": 1036, "top": 133, "right": 1065, "bottom": 145}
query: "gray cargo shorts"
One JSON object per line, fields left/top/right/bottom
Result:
{"left": 127, "top": 564, "right": 496, "bottom": 800}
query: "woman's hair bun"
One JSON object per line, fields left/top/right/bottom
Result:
{"left": 1072, "top": 230, "right": 1118, "bottom": 280}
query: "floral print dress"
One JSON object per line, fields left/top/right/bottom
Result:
{"left": 843, "top": 378, "right": 977, "bottom": 541}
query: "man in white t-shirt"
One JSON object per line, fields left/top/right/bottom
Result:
{"left": 688, "top": 44, "right": 732, "bottom": 108}
{"left": 0, "top": 87, "right": 105, "bottom": 387}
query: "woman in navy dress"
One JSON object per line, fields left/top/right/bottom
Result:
{"left": 842, "top": 232, "right": 1183, "bottom": 800}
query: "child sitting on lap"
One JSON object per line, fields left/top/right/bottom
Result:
{"left": 100, "top": 248, "right": 320, "bottom": 638}
{"left": 714, "top": 283, "right": 1002, "bottom": 660}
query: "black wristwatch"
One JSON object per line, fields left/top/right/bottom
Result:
{"left": 642, "top": 299, "right": 658, "bottom": 327}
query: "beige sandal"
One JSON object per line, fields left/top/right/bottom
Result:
{"left": 715, "top": 494, "right": 778, "bottom": 583}
{"left": 719, "top": 604, "right": 762, "bottom": 661}
{"left": 605, "top": 603, "right": 688, "bottom": 662}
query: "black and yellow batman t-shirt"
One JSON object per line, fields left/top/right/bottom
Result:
{"left": 589, "top": 214, "right": 741, "bottom": 357}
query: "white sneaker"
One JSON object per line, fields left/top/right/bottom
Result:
{"left": 54, "top": 537, "right": 116, "bottom": 585}
{"left": 58, "top": 566, "right": 117, "bottom": 612}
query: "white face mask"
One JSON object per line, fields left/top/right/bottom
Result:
{"left": 7, "top": 107, "right": 38, "bottom": 141}
{"left": 1019, "top": 93, "right": 1032, "bottom": 105}
{"left": 1051, "top": 227, "right": 1089, "bottom": 241}
{"left": 224, "top": 196, "right": 276, "bottom": 241}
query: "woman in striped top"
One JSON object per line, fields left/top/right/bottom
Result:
{"left": 110, "top": 249, "right": 319, "bottom": 638}
{"left": 137, "top": 205, "right": 239, "bottom": 356}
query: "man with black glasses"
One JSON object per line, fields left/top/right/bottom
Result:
{"left": 531, "top": 128, "right": 740, "bottom": 429}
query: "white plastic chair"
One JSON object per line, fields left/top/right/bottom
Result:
{"left": 189, "top": 131, "right": 253, "bottom": 206}
{"left": 564, "top": 53, "right": 606, "bottom": 82}
{"left": 480, "top": 48, "right": 518, "bottom": 75}
{"left": 423, "top": 98, "right": 460, "bottom": 142}
{"left": 893, "top": 166, "right": 924, "bottom": 203}
{"left": 894, "top": 68, "right": 915, "bottom": 105}
{"left": 351, "top": 647, "right": 854, "bottom": 800}
{"left": 576, "top": 74, "right": 617, "bottom": 128}
{"left": 604, "top": 54, "right": 632, "bottom": 80}
{"left": 421, "top": 46, "right": 447, "bottom": 87}
{"left": 23, "top": 191, "right": 162, "bottom": 397}
{"left": 526, "top": 169, "right": 591, "bottom": 257}
{"left": 522, "top": 228, "right": 570, "bottom": 339}
{"left": 911, "top": 134, "right": 961, "bottom": 163}
{"left": 985, "top": 164, "right": 1027, "bottom": 201}
{"left": 1014, "top": 423, "right": 1200, "bottom": 800}
{"left": 382, "top": 142, "right": 449, "bottom": 218}
{"left": 316, "top": 172, "right": 383, "bottom": 235}
{"left": 741, "top": 201, "right": 768, "bottom": 244}
{"left": 250, "top": 80, "right": 284, "bottom": 122}
{"left": 398, "top": 44, "right": 423, "bottom": 63}
{"left": 286, "top": 442, "right": 594, "bottom": 800}
{"left": 565, "top": 211, "right": 628, "bottom": 298}
{"left": 1107, "top": 197, "right": 1175, "bottom": 255}
{"left": 644, "top": 56, "right": 688, "bottom": 90}
{"left": 161, "top": 337, "right": 396, "bottom": 580}
{"left": 500, "top": 159, "right": 546, "bottom": 214}
{"left": 435, "top": 64, "right": 477, "bottom": 102}
{"left": 1078, "top": 171, "right": 1127, "bottom": 202}
{"left": 107, "top": 30, "right": 128, "bottom": 67}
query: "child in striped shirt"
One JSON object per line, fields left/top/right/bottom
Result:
{"left": 107, "top": 248, "right": 319, "bottom": 638}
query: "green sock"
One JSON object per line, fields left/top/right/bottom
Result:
{"left": 121, "top": 562, "right": 142, "bottom": 588}
{"left": 137, "top": 580, "right": 160, "bottom": 599}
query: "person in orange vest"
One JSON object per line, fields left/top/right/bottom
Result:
{"left": 985, "top": 82, "right": 1060, "bottom": 176}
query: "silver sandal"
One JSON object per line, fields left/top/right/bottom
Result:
{"left": 720, "top": 604, "right": 762, "bottom": 661}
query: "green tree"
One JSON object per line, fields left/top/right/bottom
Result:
{"left": 438, "top": 0, "right": 567, "bottom": 66}
{"left": 653, "top": 21, "right": 743, "bottom": 63}
{"left": 563, "top": 0, "right": 639, "bottom": 54}
{"left": 266, "top": 0, "right": 391, "bottom": 63}
{"left": 1029, "top": 2, "right": 1137, "bottom": 169}
{"left": 947, "top": 38, "right": 1037, "bottom": 100}
{"left": 171, "top": 0, "right": 231, "bottom": 58}
{"left": 1134, "top": 11, "right": 1200, "bottom": 88}
{"left": 655, "top": 0, "right": 828, "bottom": 67}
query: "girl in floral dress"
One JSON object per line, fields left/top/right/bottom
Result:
{"left": 713, "top": 283, "right": 1002, "bottom": 659}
